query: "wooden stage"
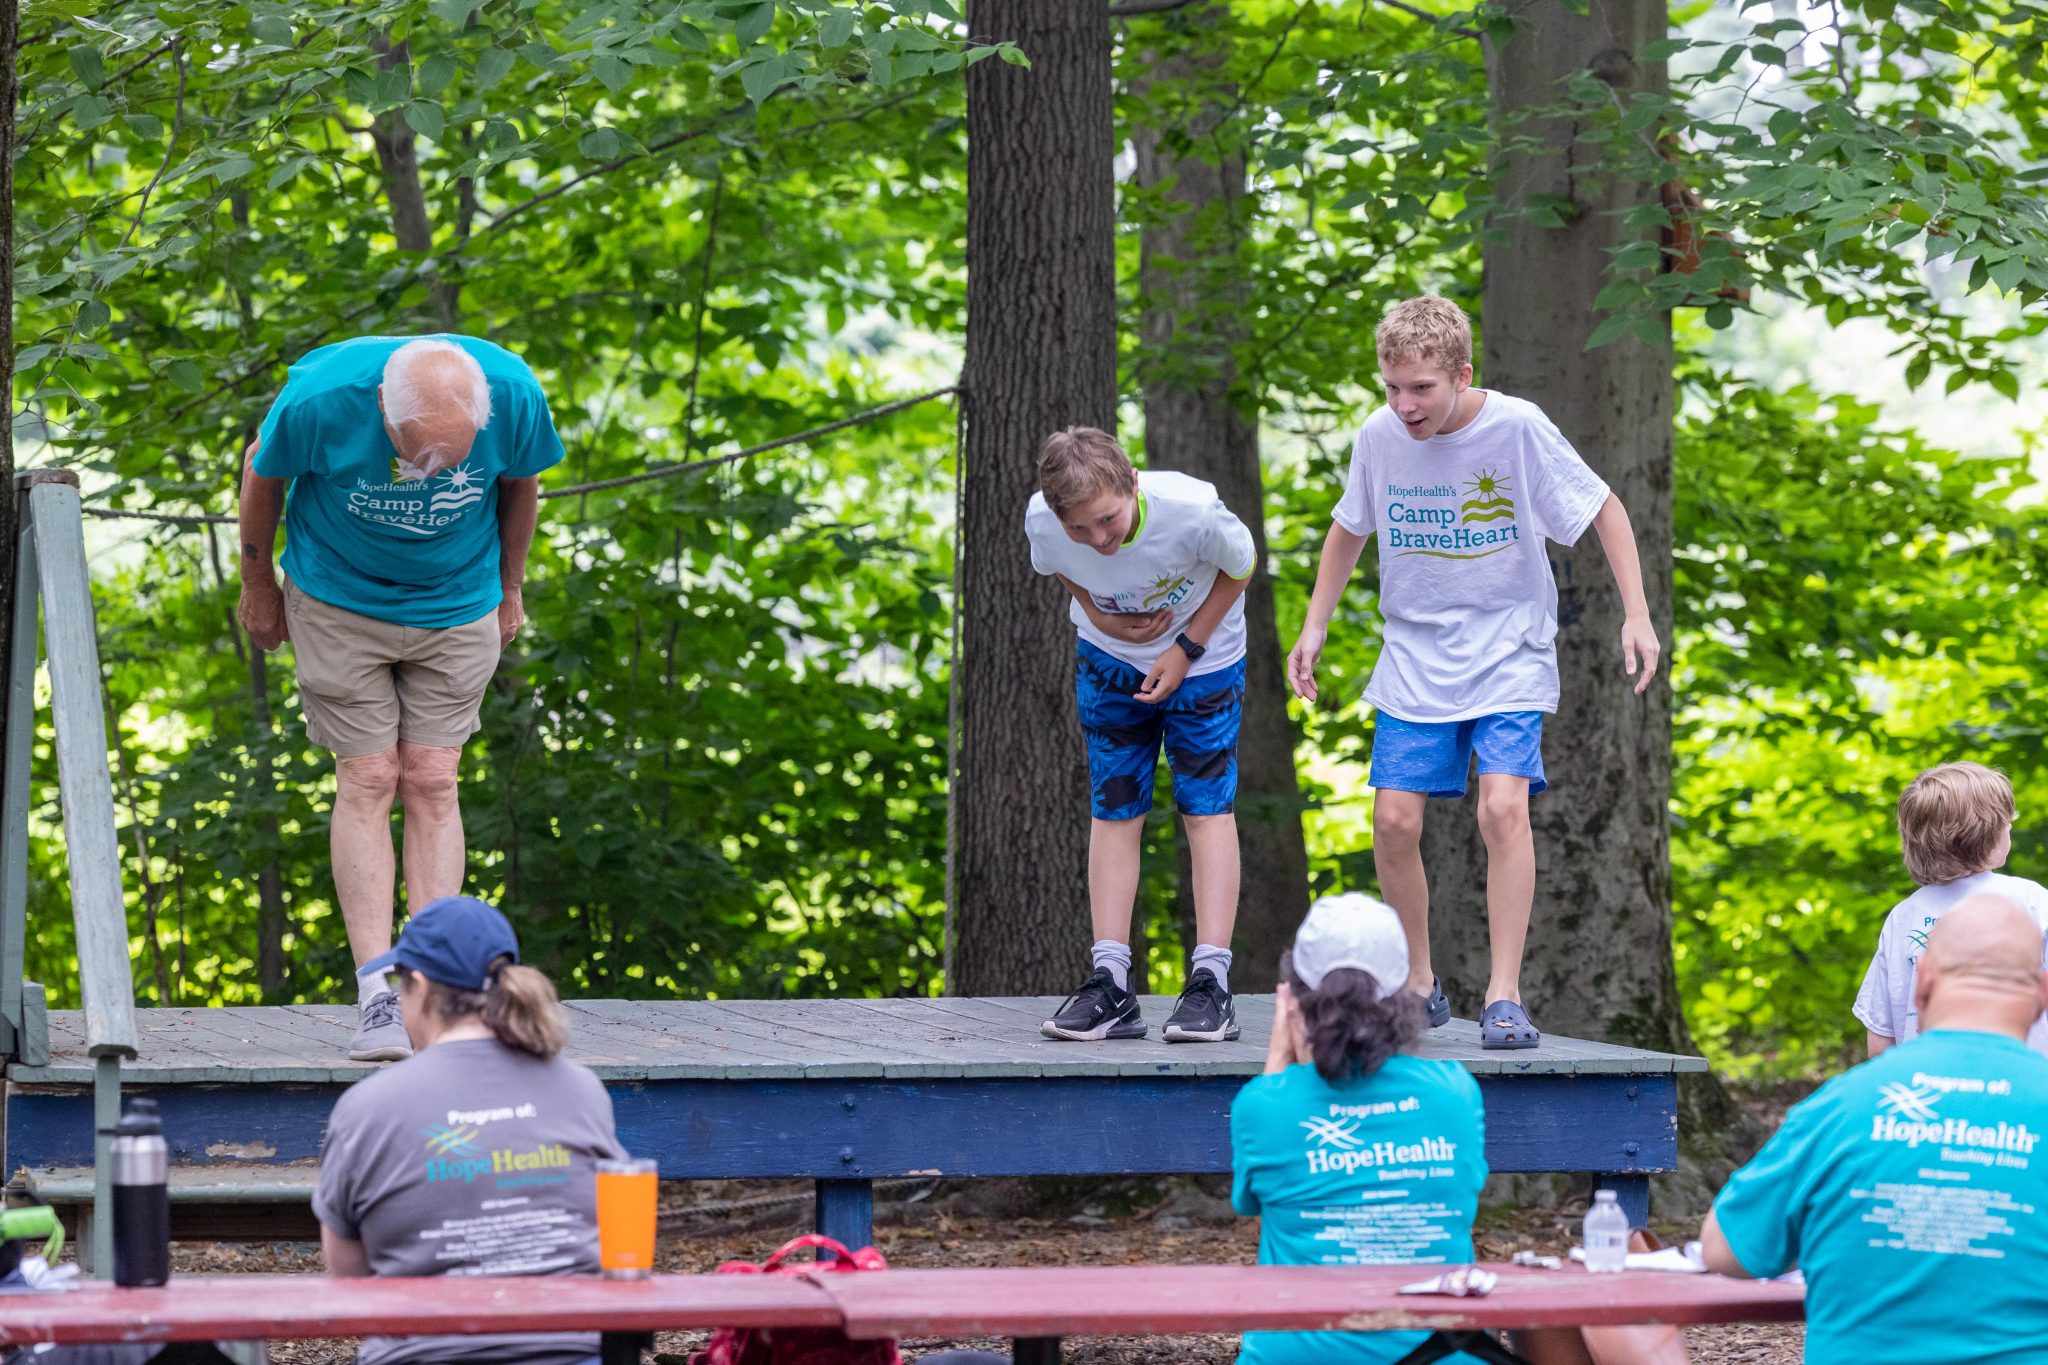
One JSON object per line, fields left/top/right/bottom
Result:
{"left": 5, "top": 995, "right": 1707, "bottom": 1243}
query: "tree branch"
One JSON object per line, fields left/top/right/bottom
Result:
{"left": 1378, "top": 0, "right": 1481, "bottom": 38}
{"left": 115, "top": 38, "right": 182, "bottom": 250}
{"left": 103, "top": 37, "right": 175, "bottom": 88}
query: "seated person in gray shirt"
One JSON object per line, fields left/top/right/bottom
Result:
{"left": 315, "top": 895, "right": 626, "bottom": 1365}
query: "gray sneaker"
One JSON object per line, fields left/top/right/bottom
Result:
{"left": 349, "top": 991, "right": 414, "bottom": 1062}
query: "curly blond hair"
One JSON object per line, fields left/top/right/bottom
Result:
{"left": 1375, "top": 295, "right": 1473, "bottom": 374}
{"left": 1899, "top": 762, "right": 2015, "bottom": 885}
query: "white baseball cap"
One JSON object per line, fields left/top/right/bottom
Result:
{"left": 1292, "top": 892, "right": 1409, "bottom": 995}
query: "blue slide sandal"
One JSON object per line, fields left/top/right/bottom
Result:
{"left": 1481, "top": 999, "right": 1540, "bottom": 1049}
{"left": 1423, "top": 977, "right": 1451, "bottom": 1029}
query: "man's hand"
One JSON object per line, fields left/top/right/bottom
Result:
{"left": 497, "top": 585, "right": 525, "bottom": 649}
{"left": 238, "top": 579, "right": 289, "bottom": 652}
{"left": 1134, "top": 642, "right": 1193, "bottom": 705}
{"left": 1287, "top": 625, "right": 1325, "bottom": 702}
{"left": 1621, "top": 613, "right": 1661, "bottom": 695}
{"left": 1092, "top": 607, "right": 1175, "bottom": 645}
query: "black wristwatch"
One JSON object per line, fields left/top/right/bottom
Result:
{"left": 1174, "top": 632, "right": 1207, "bottom": 663}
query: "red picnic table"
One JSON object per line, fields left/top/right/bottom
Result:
{"left": 0, "top": 1264, "right": 1805, "bottom": 1365}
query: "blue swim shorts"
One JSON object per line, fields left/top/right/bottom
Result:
{"left": 1075, "top": 640, "right": 1245, "bottom": 821}
{"left": 1368, "top": 710, "right": 1548, "bottom": 798}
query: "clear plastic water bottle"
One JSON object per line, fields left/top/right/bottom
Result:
{"left": 1582, "top": 1189, "right": 1630, "bottom": 1273}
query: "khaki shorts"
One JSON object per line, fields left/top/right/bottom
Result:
{"left": 283, "top": 578, "right": 500, "bottom": 758}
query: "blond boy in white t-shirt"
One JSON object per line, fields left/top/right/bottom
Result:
{"left": 1025, "top": 427, "right": 1258, "bottom": 1044}
{"left": 1286, "top": 296, "right": 1661, "bottom": 1050}
{"left": 1856, "top": 761, "right": 2048, "bottom": 1056}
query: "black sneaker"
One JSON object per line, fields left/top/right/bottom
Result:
{"left": 1040, "top": 968, "right": 1147, "bottom": 1041}
{"left": 1162, "top": 968, "right": 1239, "bottom": 1043}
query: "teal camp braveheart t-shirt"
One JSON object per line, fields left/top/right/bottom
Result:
{"left": 1713, "top": 1030, "right": 2048, "bottom": 1364}
{"left": 1230, "top": 1057, "right": 1489, "bottom": 1365}
{"left": 254, "top": 335, "right": 565, "bottom": 628}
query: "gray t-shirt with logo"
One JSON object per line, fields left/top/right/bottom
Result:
{"left": 314, "top": 1036, "right": 627, "bottom": 1365}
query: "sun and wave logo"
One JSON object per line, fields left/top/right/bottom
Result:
{"left": 349, "top": 462, "right": 487, "bottom": 537}
{"left": 1092, "top": 572, "right": 1195, "bottom": 615}
{"left": 1389, "top": 468, "right": 1522, "bottom": 560}
{"left": 1141, "top": 572, "right": 1194, "bottom": 610}
{"left": 427, "top": 465, "right": 487, "bottom": 514}
{"left": 1460, "top": 470, "right": 1515, "bottom": 526}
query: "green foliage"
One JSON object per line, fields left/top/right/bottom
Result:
{"left": 16, "top": 0, "right": 978, "bottom": 1004}
{"left": 1548, "top": 0, "right": 2048, "bottom": 380}
{"left": 11, "top": 0, "right": 2048, "bottom": 1088}
{"left": 1668, "top": 370, "right": 2048, "bottom": 1076}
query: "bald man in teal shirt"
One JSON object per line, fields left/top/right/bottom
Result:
{"left": 1704, "top": 895, "right": 2048, "bottom": 1364}
{"left": 237, "top": 335, "right": 563, "bottom": 1062}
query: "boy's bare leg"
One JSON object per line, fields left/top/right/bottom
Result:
{"left": 1372, "top": 789, "right": 1433, "bottom": 997}
{"left": 1182, "top": 812, "right": 1240, "bottom": 948}
{"left": 1476, "top": 772, "right": 1535, "bottom": 1005}
{"left": 1088, "top": 815, "right": 1147, "bottom": 945}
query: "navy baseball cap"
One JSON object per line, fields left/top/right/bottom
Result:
{"left": 360, "top": 895, "right": 520, "bottom": 991}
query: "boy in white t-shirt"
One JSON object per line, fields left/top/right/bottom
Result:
{"left": 1856, "top": 761, "right": 2048, "bottom": 1055}
{"left": 1286, "top": 296, "right": 1660, "bottom": 1050}
{"left": 1025, "top": 426, "right": 1258, "bottom": 1044}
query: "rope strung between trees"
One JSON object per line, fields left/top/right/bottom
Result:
{"left": 536, "top": 385, "right": 957, "bottom": 499}
{"left": 75, "top": 386, "right": 961, "bottom": 530}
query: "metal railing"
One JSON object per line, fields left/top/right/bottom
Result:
{"left": 0, "top": 470, "right": 140, "bottom": 1276}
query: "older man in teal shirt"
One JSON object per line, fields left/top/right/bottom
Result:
{"left": 1703, "top": 894, "right": 2048, "bottom": 1364}
{"left": 237, "top": 335, "right": 563, "bottom": 1061}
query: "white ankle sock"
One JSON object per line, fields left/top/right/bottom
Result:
{"left": 1090, "top": 940, "right": 1133, "bottom": 992}
{"left": 1190, "top": 944, "right": 1232, "bottom": 994}
{"left": 356, "top": 964, "right": 390, "bottom": 1006}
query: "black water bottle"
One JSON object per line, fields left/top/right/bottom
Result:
{"left": 110, "top": 1096, "right": 170, "bottom": 1286}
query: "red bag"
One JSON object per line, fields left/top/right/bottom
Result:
{"left": 690, "top": 1234, "right": 902, "bottom": 1365}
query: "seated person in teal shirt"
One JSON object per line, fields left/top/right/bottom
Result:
{"left": 1233, "top": 894, "right": 1686, "bottom": 1365}
{"left": 1704, "top": 893, "right": 2048, "bottom": 1365}
{"left": 237, "top": 336, "right": 564, "bottom": 1063}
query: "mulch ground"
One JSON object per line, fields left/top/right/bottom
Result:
{"left": 156, "top": 1175, "right": 1800, "bottom": 1365}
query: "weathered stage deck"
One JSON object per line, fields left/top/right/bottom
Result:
{"left": 7, "top": 995, "right": 1707, "bottom": 1243}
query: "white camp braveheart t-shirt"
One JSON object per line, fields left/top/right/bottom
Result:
{"left": 1026, "top": 470, "right": 1257, "bottom": 676}
{"left": 1853, "top": 870, "right": 2048, "bottom": 1053}
{"left": 1333, "top": 392, "right": 1610, "bottom": 723}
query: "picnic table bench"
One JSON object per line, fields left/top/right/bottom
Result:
{"left": 9, "top": 997, "right": 1708, "bottom": 1253}
{"left": 0, "top": 1264, "right": 1804, "bottom": 1365}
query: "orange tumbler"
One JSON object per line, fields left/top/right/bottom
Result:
{"left": 595, "top": 1157, "right": 658, "bottom": 1278}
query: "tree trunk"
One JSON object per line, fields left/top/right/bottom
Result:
{"left": 1130, "top": 9, "right": 1308, "bottom": 993}
{"left": 948, "top": 0, "right": 1117, "bottom": 995}
{"left": 371, "top": 35, "right": 459, "bottom": 330}
{"left": 1428, "top": 2, "right": 1676, "bottom": 1049}
{"left": 1432, "top": 7, "right": 1751, "bottom": 1205}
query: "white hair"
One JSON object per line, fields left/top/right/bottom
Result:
{"left": 381, "top": 339, "right": 493, "bottom": 431}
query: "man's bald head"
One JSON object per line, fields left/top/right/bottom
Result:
{"left": 379, "top": 339, "right": 492, "bottom": 477}
{"left": 1915, "top": 894, "right": 2048, "bottom": 1039}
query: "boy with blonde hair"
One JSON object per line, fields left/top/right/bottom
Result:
{"left": 1026, "top": 427, "right": 1258, "bottom": 1043}
{"left": 1287, "top": 295, "right": 1660, "bottom": 1049}
{"left": 1855, "top": 760, "right": 2048, "bottom": 1055}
